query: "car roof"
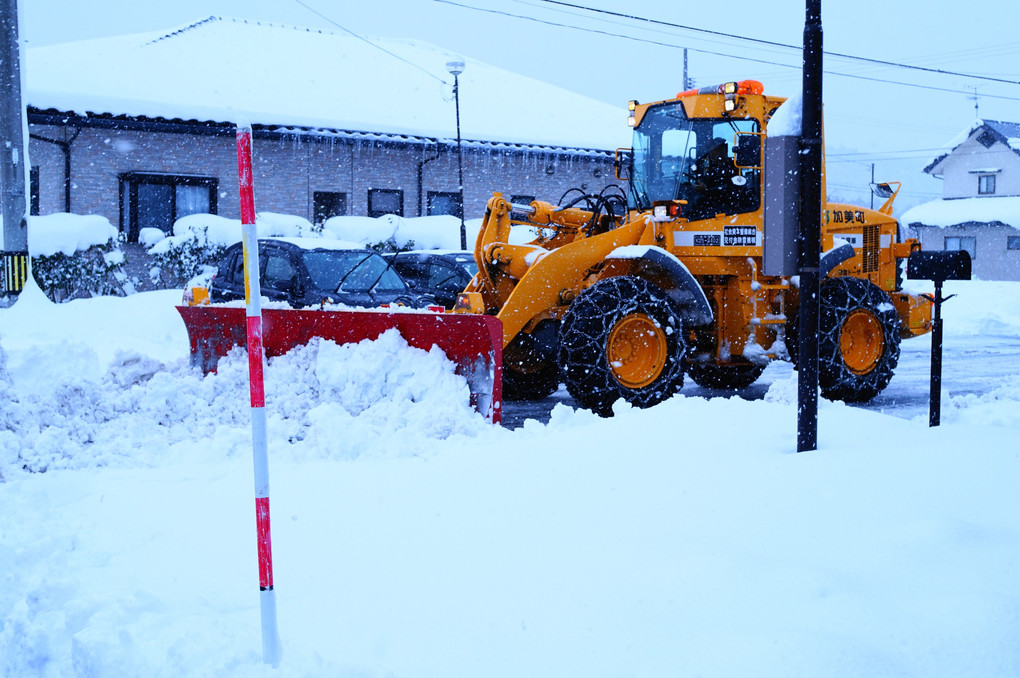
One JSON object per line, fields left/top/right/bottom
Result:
{"left": 253, "top": 236, "right": 371, "bottom": 252}
{"left": 392, "top": 250, "right": 474, "bottom": 261}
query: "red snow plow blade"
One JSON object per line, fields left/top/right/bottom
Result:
{"left": 177, "top": 306, "right": 503, "bottom": 423}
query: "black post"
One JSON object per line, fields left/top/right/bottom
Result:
{"left": 453, "top": 72, "right": 467, "bottom": 250}
{"left": 906, "top": 249, "right": 969, "bottom": 428}
{"left": 929, "top": 280, "right": 945, "bottom": 427}
{"left": 797, "top": 0, "right": 823, "bottom": 452}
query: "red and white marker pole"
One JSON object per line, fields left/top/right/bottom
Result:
{"left": 236, "top": 124, "right": 282, "bottom": 666}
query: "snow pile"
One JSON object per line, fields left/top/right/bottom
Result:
{"left": 943, "top": 372, "right": 1020, "bottom": 428}
{"left": 2, "top": 276, "right": 1020, "bottom": 676}
{"left": 26, "top": 213, "right": 118, "bottom": 257}
{"left": 900, "top": 195, "right": 1020, "bottom": 229}
{"left": 927, "top": 280, "right": 1020, "bottom": 336}
{"left": 0, "top": 287, "right": 488, "bottom": 477}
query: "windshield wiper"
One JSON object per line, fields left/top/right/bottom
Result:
{"left": 335, "top": 253, "right": 375, "bottom": 292}
{"left": 364, "top": 250, "right": 406, "bottom": 293}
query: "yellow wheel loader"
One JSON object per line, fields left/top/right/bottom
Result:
{"left": 455, "top": 80, "right": 932, "bottom": 416}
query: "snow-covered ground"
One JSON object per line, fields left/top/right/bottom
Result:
{"left": 2, "top": 274, "right": 1020, "bottom": 676}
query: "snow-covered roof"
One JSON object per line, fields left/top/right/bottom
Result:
{"left": 24, "top": 16, "right": 631, "bottom": 153}
{"left": 925, "top": 119, "right": 1020, "bottom": 176}
{"left": 900, "top": 195, "right": 1020, "bottom": 230}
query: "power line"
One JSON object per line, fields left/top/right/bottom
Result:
{"left": 292, "top": 0, "right": 448, "bottom": 84}
{"left": 532, "top": 0, "right": 1020, "bottom": 86}
{"left": 435, "top": 0, "right": 1020, "bottom": 102}
{"left": 828, "top": 147, "right": 947, "bottom": 158}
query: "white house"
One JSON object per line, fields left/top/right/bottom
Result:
{"left": 901, "top": 120, "right": 1020, "bottom": 280}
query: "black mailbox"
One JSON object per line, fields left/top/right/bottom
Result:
{"left": 907, "top": 250, "right": 972, "bottom": 283}
{"left": 905, "top": 249, "right": 971, "bottom": 427}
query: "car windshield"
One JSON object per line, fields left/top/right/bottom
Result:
{"left": 303, "top": 250, "right": 407, "bottom": 293}
{"left": 630, "top": 102, "right": 761, "bottom": 219}
{"left": 452, "top": 254, "right": 478, "bottom": 276}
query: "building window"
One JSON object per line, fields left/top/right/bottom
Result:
{"left": 368, "top": 188, "right": 403, "bottom": 218}
{"left": 427, "top": 191, "right": 463, "bottom": 218}
{"left": 29, "top": 166, "right": 39, "bottom": 216}
{"left": 978, "top": 174, "right": 996, "bottom": 195}
{"left": 1007, "top": 236, "right": 1020, "bottom": 251}
{"left": 119, "top": 172, "right": 217, "bottom": 242}
{"left": 945, "top": 236, "right": 976, "bottom": 260}
{"left": 314, "top": 191, "right": 347, "bottom": 224}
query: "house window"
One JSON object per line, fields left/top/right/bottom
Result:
{"left": 119, "top": 172, "right": 217, "bottom": 242}
{"left": 368, "top": 188, "right": 403, "bottom": 218}
{"left": 976, "top": 130, "right": 997, "bottom": 148}
{"left": 427, "top": 191, "right": 462, "bottom": 218}
{"left": 314, "top": 191, "right": 347, "bottom": 224}
{"left": 29, "top": 166, "right": 39, "bottom": 216}
{"left": 1007, "top": 236, "right": 1020, "bottom": 251}
{"left": 945, "top": 236, "right": 976, "bottom": 260}
{"left": 978, "top": 174, "right": 996, "bottom": 195}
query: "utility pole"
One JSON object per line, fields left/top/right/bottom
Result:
{"left": 0, "top": 0, "right": 29, "bottom": 295}
{"left": 447, "top": 60, "right": 467, "bottom": 250}
{"left": 796, "top": 0, "right": 823, "bottom": 452}
{"left": 683, "top": 48, "right": 689, "bottom": 90}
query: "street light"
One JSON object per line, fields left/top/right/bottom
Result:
{"left": 446, "top": 59, "right": 467, "bottom": 250}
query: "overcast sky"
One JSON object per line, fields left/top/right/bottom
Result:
{"left": 18, "top": 0, "right": 1020, "bottom": 209}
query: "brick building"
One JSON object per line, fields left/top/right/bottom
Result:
{"left": 24, "top": 17, "right": 627, "bottom": 242}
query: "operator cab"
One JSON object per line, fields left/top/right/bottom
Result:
{"left": 628, "top": 90, "right": 762, "bottom": 221}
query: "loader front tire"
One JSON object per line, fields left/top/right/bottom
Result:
{"left": 816, "top": 276, "right": 901, "bottom": 402}
{"left": 559, "top": 276, "right": 685, "bottom": 416}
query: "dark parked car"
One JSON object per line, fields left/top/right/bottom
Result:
{"left": 210, "top": 238, "right": 434, "bottom": 308}
{"left": 385, "top": 250, "right": 478, "bottom": 309}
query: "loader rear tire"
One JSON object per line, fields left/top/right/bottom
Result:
{"left": 686, "top": 358, "right": 765, "bottom": 390}
{"left": 815, "top": 277, "right": 901, "bottom": 402}
{"left": 559, "top": 276, "right": 685, "bottom": 416}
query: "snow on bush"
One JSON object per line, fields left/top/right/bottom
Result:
{"left": 147, "top": 212, "right": 322, "bottom": 286}
{"left": 28, "top": 213, "right": 118, "bottom": 257}
{"left": 138, "top": 227, "right": 166, "bottom": 247}
{"left": 17, "top": 209, "right": 537, "bottom": 301}
{"left": 26, "top": 213, "right": 127, "bottom": 302}
{"left": 323, "top": 213, "right": 413, "bottom": 251}
{"left": 324, "top": 212, "right": 536, "bottom": 251}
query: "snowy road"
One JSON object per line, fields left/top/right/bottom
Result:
{"left": 501, "top": 330, "right": 1020, "bottom": 428}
